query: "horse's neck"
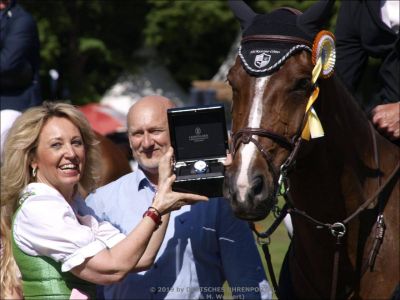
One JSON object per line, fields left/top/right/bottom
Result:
{"left": 319, "top": 76, "right": 398, "bottom": 197}
{"left": 295, "top": 76, "right": 400, "bottom": 212}
{"left": 321, "top": 77, "right": 375, "bottom": 164}
{"left": 289, "top": 75, "right": 398, "bottom": 268}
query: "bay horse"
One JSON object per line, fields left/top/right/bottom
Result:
{"left": 224, "top": 1, "right": 399, "bottom": 299}
{"left": 80, "top": 132, "right": 132, "bottom": 197}
{"left": 95, "top": 132, "right": 132, "bottom": 186}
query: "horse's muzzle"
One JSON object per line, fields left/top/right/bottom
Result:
{"left": 223, "top": 171, "right": 275, "bottom": 221}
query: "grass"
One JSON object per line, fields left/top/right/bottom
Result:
{"left": 224, "top": 198, "right": 291, "bottom": 299}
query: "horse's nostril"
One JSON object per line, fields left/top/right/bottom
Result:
{"left": 251, "top": 175, "right": 264, "bottom": 196}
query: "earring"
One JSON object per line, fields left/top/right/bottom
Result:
{"left": 32, "top": 167, "right": 37, "bottom": 179}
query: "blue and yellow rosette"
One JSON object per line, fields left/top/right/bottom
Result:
{"left": 301, "top": 30, "right": 336, "bottom": 140}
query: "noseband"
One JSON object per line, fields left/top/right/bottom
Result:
{"left": 230, "top": 126, "right": 303, "bottom": 197}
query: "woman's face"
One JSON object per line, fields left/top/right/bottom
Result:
{"left": 32, "top": 117, "right": 86, "bottom": 200}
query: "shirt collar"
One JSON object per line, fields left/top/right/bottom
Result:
{"left": 21, "top": 182, "right": 82, "bottom": 205}
{"left": 19, "top": 182, "right": 66, "bottom": 206}
{"left": 136, "top": 167, "right": 157, "bottom": 193}
{"left": 23, "top": 182, "right": 63, "bottom": 198}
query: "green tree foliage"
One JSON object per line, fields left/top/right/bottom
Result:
{"left": 144, "top": 0, "right": 238, "bottom": 89}
{"left": 143, "top": 0, "right": 339, "bottom": 89}
{"left": 18, "top": 0, "right": 339, "bottom": 105}
{"left": 254, "top": 0, "right": 339, "bottom": 31}
{"left": 20, "top": 0, "right": 151, "bottom": 104}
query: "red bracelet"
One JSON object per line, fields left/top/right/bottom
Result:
{"left": 143, "top": 209, "right": 162, "bottom": 228}
{"left": 148, "top": 206, "right": 161, "bottom": 216}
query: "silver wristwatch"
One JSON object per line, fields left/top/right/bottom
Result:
{"left": 193, "top": 160, "right": 209, "bottom": 174}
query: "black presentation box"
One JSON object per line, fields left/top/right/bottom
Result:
{"left": 167, "top": 104, "right": 228, "bottom": 198}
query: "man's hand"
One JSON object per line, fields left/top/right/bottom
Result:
{"left": 371, "top": 102, "right": 400, "bottom": 141}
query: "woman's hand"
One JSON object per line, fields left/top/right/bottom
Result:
{"left": 152, "top": 147, "right": 208, "bottom": 214}
{"left": 223, "top": 152, "right": 232, "bottom": 167}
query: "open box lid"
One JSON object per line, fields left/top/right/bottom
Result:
{"left": 167, "top": 104, "right": 228, "bottom": 163}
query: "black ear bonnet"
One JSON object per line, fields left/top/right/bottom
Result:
{"left": 229, "top": 0, "right": 335, "bottom": 76}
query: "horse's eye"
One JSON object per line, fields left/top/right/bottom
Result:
{"left": 292, "top": 78, "right": 312, "bottom": 92}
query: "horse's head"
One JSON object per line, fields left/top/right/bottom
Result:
{"left": 224, "top": 0, "right": 335, "bottom": 221}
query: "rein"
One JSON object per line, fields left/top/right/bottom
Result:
{"left": 285, "top": 159, "right": 399, "bottom": 300}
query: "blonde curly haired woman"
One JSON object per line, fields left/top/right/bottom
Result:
{"left": 1, "top": 102, "right": 207, "bottom": 299}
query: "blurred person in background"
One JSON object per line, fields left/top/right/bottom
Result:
{"left": 0, "top": 0, "right": 42, "bottom": 111}
{"left": 79, "top": 95, "right": 271, "bottom": 300}
{"left": 0, "top": 109, "right": 21, "bottom": 163}
{"left": 335, "top": 0, "right": 399, "bottom": 142}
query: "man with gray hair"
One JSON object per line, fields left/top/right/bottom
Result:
{"left": 81, "top": 95, "right": 271, "bottom": 299}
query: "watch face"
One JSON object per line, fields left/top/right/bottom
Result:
{"left": 193, "top": 160, "right": 208, "bottom": 174}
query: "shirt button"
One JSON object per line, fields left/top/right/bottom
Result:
{"left": 154, "top": 263, "right": 158, "bottom": 269}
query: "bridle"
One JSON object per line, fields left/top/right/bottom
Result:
{"left": 230, "top": 30, "right": 313, "bottom": 200}
{"left": 230, "top": 96, "right": 399, "bottom": 300}
{"left": 230, "top": 100, "right": 307, "bottom": 201}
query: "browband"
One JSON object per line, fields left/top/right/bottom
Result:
{"left": 242, "top": 35, "right": 312, "bottom": 47}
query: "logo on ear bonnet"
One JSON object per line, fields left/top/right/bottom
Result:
{"left": 254, "top": 53, "right": 271, "bottom": 68}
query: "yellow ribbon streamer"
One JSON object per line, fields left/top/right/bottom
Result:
{"left": 301, "top": 57, "right": 324, "bottom": 140}
{"left": 312, "top": 57, "right": 322, "bottom": 84}
{"left": 309, "top": 107, "right": 324, "bottom": 139}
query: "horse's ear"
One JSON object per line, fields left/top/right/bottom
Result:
{"left": 228, "top": 0, "right": 257, "bottom": 32}
{"left": 297, "top": 0, "right": 335, "bottom": 38}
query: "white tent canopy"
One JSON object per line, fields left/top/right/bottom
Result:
{"left": 100, "top": 35, "right": 241, "bottom": 115}
{"left": 211, "top": 33, "right": 240, "bottom": 82}
{"left": 101, "top": 63, "right": 187, "bottom": 116}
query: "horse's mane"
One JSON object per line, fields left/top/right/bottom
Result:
{"left": 320, "top": 74, "right": 370, "bottom": 136}
{"left": 310, "top": 72, "right": 398, "bottom": 196}
{"left": 316, "top": 74, "right": 378, "bottom": 159}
